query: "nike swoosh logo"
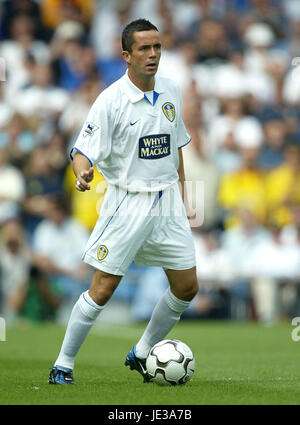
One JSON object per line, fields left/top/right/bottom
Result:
{"left": 130, "top": 120, "right": 139, "bottom": 126}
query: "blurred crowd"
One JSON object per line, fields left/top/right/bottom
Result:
{"left": 1, "top": 0, "right": 300, "bottom": 326}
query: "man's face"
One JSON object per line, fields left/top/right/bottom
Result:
{"left": 45, "top": 202, "right": 65, "bottom": 225}
{"left": 123, "top": 30, "right": 161, "bottom": 78}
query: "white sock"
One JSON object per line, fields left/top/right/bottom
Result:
{"left": 135, "top": 287, "right": 190, "bottom": 359}
{"left": 54, "top": 291, "right": 103, "bottom": 370}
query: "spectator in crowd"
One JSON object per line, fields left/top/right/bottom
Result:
{"left": 2, "top": 113, "right": 36, "bottom": 169}
{"left": 58, "top": 78, "right": 102, "bottom": 142}
{"left": 90, "top": 0, "right": 135, "bottom": 60}
{"left": 0, "top": 0, "right": 43, "bottom": 40}
{"left": 49, "top": 20, "right": 84, "bottom": 63}
{"left": 58, "top": 76, "right": 108, "bottom": 231}
{"left": 212, "top": 46, "right": 277, "bottom": 109}
{"left": 40, "top": 0, "right": 95, "bottom": 33}
{"left": 258, "top": 111, "right": 286, "bottom": 169}
{"left": 189, "top": 229, "right": 235, "bottom": 319}
{"left": 222, "top": 208, "right": 272, "bottom": 278}
{"left": 0, "top": 218, "right": 31, "bottom": 323}
{"left": 265, "top": 142, "right": 300, "bottom": 228}
{"left": 97, "top": 35, "right": 127, "bottom": 88}
{"left": 0, "top": 145, "right": 26, "bottom": 224}
{"left": 285, "top": 18, "right": 300, "bottom": 59}
{"left": 31, "top": 194, "right": 91, "bottom": 322}
{"left": 182, "top": 80, "right": 220, "bottom": 229}
{"left": 157, "top": 30, "right": 196, "bottom": 90}
{"left": 281, "top": 205, "right": 300, "bottom": 246}
{"left": 243, "top": 22, "right": 277, "bottom": 73}
{"left": 58, "top": 78, "right": 101, "bottom": 138}
{"left": 206, "top": 96, "right": 247, "bottom": 173}
{"left": 45, "top": 131, "right": 69, "bottom": 179}
{"left": 218, "top": 117, "right": 266, "bottom": 228}
{"left": 0, "top": 14, "right": 50, "bottom": 99}
{"left": 243, "top": 222, "right": 300, "bottom": 323}
{"left": 168, "top": 0, "right": 203, "bottom": 40}
{"left": 247, "top": 0, "right": 286, "bottom": 37}
{"left": 283, "top": 0, "right": 300, "bottom": 24}
{"left": 112, "top": 263, "right": 169, "bottom": 322}
{"left": 50, "top": 22, "right": 99, "bottom": 92}
{"left": 280, "top": 210, "right": 300, "bottom": 318}
{"left": 0, "top": 82, "right": 13, "bottom": 129}
{"left": 195, "top": 19, "right": 230, "bottom": 66}
{"left": 13, "top": 62, "right": 70, "bottom": 121}
{"left": 63, "top": 163, "right": 107, "bottom": 231}
{"left": 21, "top": 145, "right": 64, "bottom": 237}
{"left": 222, "top": 207, "right": 272, "bottom": 319}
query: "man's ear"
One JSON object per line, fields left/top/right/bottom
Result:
{"left": 122, "top": 50, "right": 131, "bottom": 65}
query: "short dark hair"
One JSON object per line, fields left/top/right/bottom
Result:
{"left": 121, "top": 19, "right": 158, "bottom": 52}
{"left": 48, "top": 193, "right": 71, "bottom": 215}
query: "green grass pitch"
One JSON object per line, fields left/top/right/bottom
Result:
{"left": 0, "top": 320, "right": 300, "bottom": 405}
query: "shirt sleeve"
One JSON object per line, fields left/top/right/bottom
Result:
{"left": 176, "top": 85, "right": 191, "bottom": 149}
{"left": 70, "top": 93, "right": 113, "bottom": 166}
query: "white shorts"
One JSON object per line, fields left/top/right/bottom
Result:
{"left": 83, "top": 183, "right": 196, "bottom": 276}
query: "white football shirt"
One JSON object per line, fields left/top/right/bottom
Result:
{"left": 70, "top": 71, "right": 190, "bottom": 192}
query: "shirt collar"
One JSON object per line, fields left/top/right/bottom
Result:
{"left": 121, "top": 70, "right": 164, "bottom": 104}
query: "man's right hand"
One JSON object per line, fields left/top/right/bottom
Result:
{"left": 75, "top": 167, "right": 94, "bottom": 191}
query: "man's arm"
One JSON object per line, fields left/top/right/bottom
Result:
{"left": 72, "top": 152, "right": 94, "bottom": 191}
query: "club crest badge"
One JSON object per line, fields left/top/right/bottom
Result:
{"left": 162, "top": 102, "right": 175, "bottom": 122}
{"left": 83, "top": 122, "right": 99, "bottom": 137}
{"left": 97, "top": 245, "right": 108, "bottom": 261}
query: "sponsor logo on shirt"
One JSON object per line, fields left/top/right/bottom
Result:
{"left": 162, "top": 102, "right": 175, "bottom": 122}
{"left": 83, "top": 122, "right": 99, "bottom": 137}
{"left": 138, "top": 134, "right": 170, "bottom": 159}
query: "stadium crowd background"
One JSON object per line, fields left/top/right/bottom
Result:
{"left": 1, "top": 0, "right": 300, "bottom": 326}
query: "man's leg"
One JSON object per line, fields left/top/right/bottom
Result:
{"left": 134, "top": 267, "right": 198, "bottom": 359}
{"left": 52, "top": 270, "right": 122, "bottom": 375}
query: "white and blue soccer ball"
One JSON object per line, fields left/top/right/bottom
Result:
{"left": 146, "top": 339, "right": 195, "bottom": 386}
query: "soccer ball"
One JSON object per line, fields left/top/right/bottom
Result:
{"left": 146, "top": 339, "right": 195, "bottom": 386}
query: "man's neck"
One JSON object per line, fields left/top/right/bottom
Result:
{"left": 128, "top": 69, "right": 155, "bottom": 92}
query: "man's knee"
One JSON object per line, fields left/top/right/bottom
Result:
{"left": 88, "top": 270, "right": 122, "bottom": 306}
{"left": 180, "top": 277, "right": 198, "bottom": 301}
{"left": 166, "top": 267, "right": 199, "bottom": 302}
